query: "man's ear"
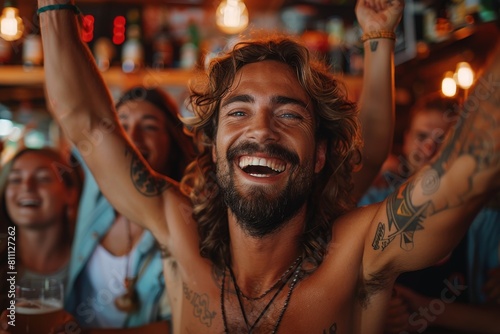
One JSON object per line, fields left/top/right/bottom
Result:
{"left": 315, "top": 140, "right": 326, "bottom": 173}
{"left": 212, "top": 145, "right": 217, "bottom": 163}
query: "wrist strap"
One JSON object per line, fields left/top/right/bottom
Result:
{"left": 360, "top": 30, "right": 396, "bottom": 43}
{"left": 37, "top": 4, "right": 81, "bottom": 15}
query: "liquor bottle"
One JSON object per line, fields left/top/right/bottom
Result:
{"left": 327, "top": 16, "right": 345, "bottom": 74}
{"left": 478, "top": 0, "right": 498, "bottom": 22}
{"left": 180, "top": 20, "right": 200, "bottom": 69}
{"left": 121, "top": 8, "right": 144, "bottom": 73}
{"left": 22, "top": 24, "right": 43, "bottom": 67}
{"left": 152, "top": 15, "right": 175, "bottom": 69}
{"left": 0, "top": 37, "right": 12, "bottom": 64}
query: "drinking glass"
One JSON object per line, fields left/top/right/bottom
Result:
{"left": 12, "top": 278, "right": 65, "bottom": 334}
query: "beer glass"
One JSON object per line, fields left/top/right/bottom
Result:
{"left": 13, "top": 278, "right": 64, "bottom": 334}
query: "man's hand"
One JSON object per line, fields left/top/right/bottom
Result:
{"left": 384, "top": 288, "right": 413, "bottom": 333}
{"left": 355, "top": 0, "right": 404, "bottom": 33}
{"left": 385, "top": 284, "right": 433, "bottom": 334}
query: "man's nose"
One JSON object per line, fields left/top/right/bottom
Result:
{"left": 245, "top": 111, "right": 279, "bottom": 142}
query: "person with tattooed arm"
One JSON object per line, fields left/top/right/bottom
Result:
{"left": 34, "top": 0, "right": 500, "bottom": 333}
{"left": 1, "top": 1, "right": 399, "bottom": 334}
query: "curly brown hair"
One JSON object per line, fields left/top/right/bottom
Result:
{"left": 181, "top": 35, "right": 362, "bottom": 272}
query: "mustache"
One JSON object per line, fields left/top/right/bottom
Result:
{"left": 227, "top": 142, "right": 300, "bottom": 165}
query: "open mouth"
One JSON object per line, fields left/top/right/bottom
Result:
{"left": 238, "top": 155, "right": 286, "bottom": 177}
{"left": 18, "top": 198, "right": 41, "bottom": 208}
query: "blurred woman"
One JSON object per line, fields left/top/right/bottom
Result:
{"left": 0, "top": 147, "right": 82, "bottom": 285}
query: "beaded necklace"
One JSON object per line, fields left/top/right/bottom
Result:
{"left": 220, "top": 257, "right": 303, "bottom": 334}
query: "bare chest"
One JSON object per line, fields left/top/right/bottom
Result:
{"left": 168, "top": 264, "right": 363, "bottom": 334}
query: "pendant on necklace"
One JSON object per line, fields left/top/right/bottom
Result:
{"left": 114, "top": 277, "right": 140, "bottom": 313}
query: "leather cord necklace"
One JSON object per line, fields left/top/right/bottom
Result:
{"left": 236, "top": 256, "right": 302, "bottom": 301}
{"left": 221, "top": 256, "right": 303, "bottom": 333}
{"left": 114, "top": 219, "right": 140, "bottom": 313}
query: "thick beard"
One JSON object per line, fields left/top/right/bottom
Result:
{"left": 216, "top": 143, "right": 315, "bottom": 238}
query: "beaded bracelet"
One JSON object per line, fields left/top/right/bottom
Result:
{"left": 37, "top": 4, "right": 81, "bottom": 15}
{"left": 360, "top": 30, "right": 396, "bottom": 43}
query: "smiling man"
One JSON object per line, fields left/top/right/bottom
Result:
{"left": 35, "top": 0, "right": 500, "bottom": 333}
{"left": 214, "top": 61, "right": 319, "bottom": 237}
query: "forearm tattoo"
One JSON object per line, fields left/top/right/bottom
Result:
{"left": 183, "top": 282, "right": 217, "bottom": 328}
{"left": 369, "top": 41, "right": 378, "bottom": 52}
{"left": 126, "top": 148, "right": 170, "bottom": 196}
{"left": 372, "top": 72, "right": 500, "bottom": 251}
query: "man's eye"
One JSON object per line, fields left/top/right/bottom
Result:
{"left": 228, "top": 111, "right": 246, "bottom": 117}
{"left": 279, "top": 112, "right": 302, "bottom": 120}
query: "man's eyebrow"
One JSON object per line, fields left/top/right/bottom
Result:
{"left": 221, "top": 94, "right": 308, "bottom": 109}
{"left": 271, "top": 95, "right": 308, "bottom": 109}
{"left": 221, "top": 94, "right": 254, "bottom": 108}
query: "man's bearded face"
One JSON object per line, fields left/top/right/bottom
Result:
{"left": 216, "top": 141, "right": 316, "bottom": 237}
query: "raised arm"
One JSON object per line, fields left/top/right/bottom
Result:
{"left": 351, "top": 0, "right": 403, "bottom": 200}
{"left": 38, "top": 1, "right": 172, "bottom": 237}
{"left": 364, "top": 36, "right": 500, "bottom": 276}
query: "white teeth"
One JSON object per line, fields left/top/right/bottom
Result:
{"left": 238, "top": 156, "right": 285, "bottom": 172}
{"left": 250, "top": 173, "right": 268, "bottom": 178}
{"left": 19, "top": 199, "right": 41, "bottom": 207}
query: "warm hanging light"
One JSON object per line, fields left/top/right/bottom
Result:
{"left": 0, "top": 0, "right": 23, "bottom": 42}
{"left": 441, "top": 71, "right": 457, "bottom": 97}
{"left": 455, "top": 62, "right": 474, "bottom": 90}
{"left": 216, "top": 0, "right": 249, "bottom": 35}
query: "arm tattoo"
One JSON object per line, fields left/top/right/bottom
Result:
{"left": 126, "top": 148, "right": 170, "bottom": 196}
{"left": 183, "top": 282, "right": 217, "bottom": 328}
{"left": 372, "top": 72, "right": 500, "bottom": 252}
{"left": 369, "top": 41, "right": 378, "bottom": 52}
{"left": 372, "top": 181, "right": 432, "bottom": 251}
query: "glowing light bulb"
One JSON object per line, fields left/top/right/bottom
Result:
{"left": 456, "top": 62, "right": 474, "bottom": 89}
{"left": 0, "top": 7, "right": 23, "bottom": 41}
{"left": 441, "top": 71, "right": 457, "bottom": 97}
{"left": 216, "top": 0, "right": 249, "bottom": 35}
